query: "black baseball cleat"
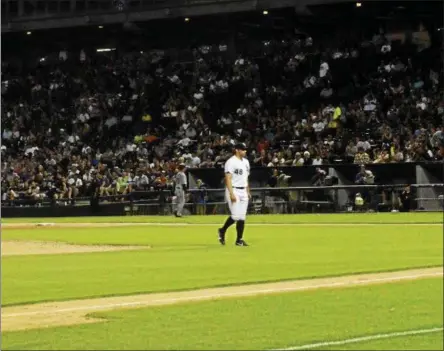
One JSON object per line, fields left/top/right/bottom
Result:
{"left": 218, "top": 229, "right": 225, "bottom": 245}
{"left": 235, "top": 240, "right": 249, "bottom": 246}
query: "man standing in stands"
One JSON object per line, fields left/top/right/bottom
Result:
{"left": 194, "top": 179, "right": 208, "bottom": 215}
{"left": 174, "top": 164, "right": 187, "bottom": 217}
{"left": 399, "top": 185, "right": 412, "bottom": 212}
{"left": 89, "top": 171, "right": 101, "bottom": 212}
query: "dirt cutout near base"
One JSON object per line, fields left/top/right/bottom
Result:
{"left": 2, "top": 267, "right": 442, "bottom": 332}
{"left": 1, "top": 241, "right": 150, "bottom": 256}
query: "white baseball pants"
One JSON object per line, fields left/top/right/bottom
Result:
{"left": 225, "top": 187, "right": 249, "bottom": 221}
{"left": 175, "top": 188, "right": 186, "bottom": 215}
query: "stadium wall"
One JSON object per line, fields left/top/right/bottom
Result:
{"left": 2, "top": 163, "right": 443, "bottom": 218}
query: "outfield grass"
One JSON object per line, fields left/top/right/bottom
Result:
{"left": 2, "top": 212, "right": 443, "bottom": 224}
{"left": 2, "top": 278, "right": 442, "bottom": 350}
{"left": 2, "top": 224, "right": 442, "bottom": 306}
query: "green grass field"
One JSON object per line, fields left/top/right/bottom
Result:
{"left": 1, "top": 213, "right": 443, "bottom": 350}
{"left": 2, "top": 278, "right": 443, "bottom": 350}
{"left": 2, "top": 222, "right": 442, "bottom": 306}
{"left": 2, "top": 212, "right": 443, "bottom": 224}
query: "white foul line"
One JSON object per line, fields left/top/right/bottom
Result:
{"left": 3, "top": 271, "right": 442, "bottom": 318}
{"left": 272, "top": 327, "right": 444, "bottom": 350}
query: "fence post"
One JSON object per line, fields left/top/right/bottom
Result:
{"left": 261, "top": 188, "right": 266, "bottom": 214}
{"left": 416, "top": 165, "right": 441, "bottom": 210}
{"left": 159, "top": 190, "right": 167, "bottom": 215}
{"left": 129, "top": 192, "right": 134, "bottom": 215}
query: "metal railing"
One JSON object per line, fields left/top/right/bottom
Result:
{"left": 2, "top": 183, "right": 443, "bottom": 215}
{"left": 177, "top": 183, "right": 444, "bottom": 215}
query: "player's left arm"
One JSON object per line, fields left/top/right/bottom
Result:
{"left": 246, "top": 161, "right": 252, "bottom": 199}
{"left": 182, "top": 174, "right": 188, "bottom": 191}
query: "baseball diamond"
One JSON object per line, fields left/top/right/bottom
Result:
{"left": 1, "top": 213, "right": 443, "bottom": 350}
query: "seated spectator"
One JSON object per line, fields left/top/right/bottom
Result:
{"left": 1, "top": 18, "right": 442, "bottom": 208}
{"left": 354, "top": 147, "right": 371, "bottom": 164}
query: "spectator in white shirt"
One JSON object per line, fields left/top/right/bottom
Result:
{"left": 363, "top": 95, "right": 377, "bottom": 111}
{"left": 177, "top": 137, "right": 192, "bottom": 147}
{"left": 2, "top": 129, "right": 12, "bottom": 140}
{"left": 312, "top": 155, "right": 323, "bottom": 165}
{"left": 319, "top": 61, "right": 329, "bottom": 78}
{"left": 356, "top": 137, "right": 371, "bottom": 151}
{"left": 191, "top": 155, "right": 201, "bottom": 167}
{"left": 126, "top": 143, "right": 136, "bottom": 152}
{"left": 293, "top": 152, "right": 304, "bottom": 166}
{"left": 219, "top": 115, "right": 233, "bottom": 126}
{"left": 236, "top": 105, "right": 248, "bottom": 116}
{"left": 313, "top": 119, "right": 326, "bottom": 133}
{"left": 193, "top": 91, "right": 204, "bottom": 100}
{"left": 67, "top": 134, "right": 80, "bottom": 144}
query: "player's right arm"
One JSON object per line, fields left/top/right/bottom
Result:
{"left": 224, "top": 160, "right": 237, "bottom": 202}
{"left": 181, "top": 173, "right": 187, "bottom": 191}
{"left": 225, "top": 173, "right": 237, "bottom": 202}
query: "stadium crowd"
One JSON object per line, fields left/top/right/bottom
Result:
{"left": 1, "top": 24, "right": 443, "bottom": 204}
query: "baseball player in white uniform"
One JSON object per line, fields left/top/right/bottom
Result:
{"left": 218, "top": 143, "right": 251, "bottom": 246}
{"left": 174, "top": 164, "right": 187, "bottom": 217}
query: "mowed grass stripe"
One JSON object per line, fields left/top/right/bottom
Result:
{"left": 1, "top": 212, "right": 442, "bottom": 224}
{"left": 2, "top": 267, "right": 442, "bottom": 333}
{"left": 2, "top": 225, "right": 442, "bottom": 306}
{"left": 2, "top": 278, "right": 442, "bottom": 350}
{"left": 2, "top": 223, "right": 443, "bottom": 230}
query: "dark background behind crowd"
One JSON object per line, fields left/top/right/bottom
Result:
{"left": 1, "top": 2, "right": 443, "bottom": 205}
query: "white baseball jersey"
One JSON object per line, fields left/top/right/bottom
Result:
{"left": 224, "top": 156, "right": 250, "bottom": 187}
{"left": 174, "top": 172, "right": 187, "bottom": 216}
{"left": 175, "top": 172, "right": 187, "bottom": 190}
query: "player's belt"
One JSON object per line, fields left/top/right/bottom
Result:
{"left": 233, "top": 187, "right": 245, "bottom": 189}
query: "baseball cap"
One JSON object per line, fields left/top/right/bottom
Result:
{"left": 234, "top": 143, "right": 247, "bottom": 150}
